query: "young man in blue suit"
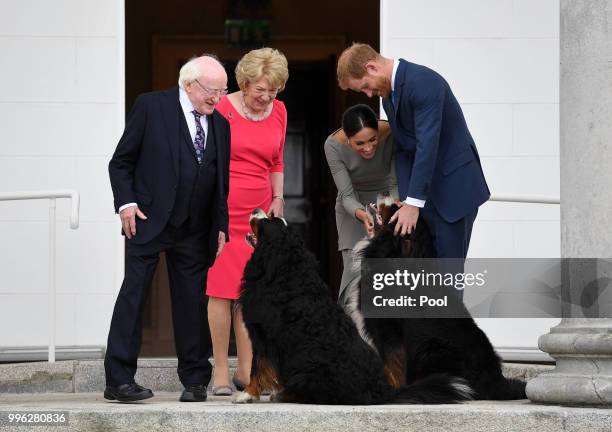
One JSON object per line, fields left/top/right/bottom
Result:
{"left": 105, "top": 55, "right": 230, "bottom": 402}
{"left": 337, "top": 43, "right": 489, "bottom": 279}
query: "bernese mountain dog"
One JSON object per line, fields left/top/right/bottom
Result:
{"left": 344, "top": 195, "right": 526, "bottom": 400}
{"left": 233, "top": 208, "right": 472, "bottom": 404}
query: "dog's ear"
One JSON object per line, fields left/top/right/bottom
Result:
{"left": 252, "top": 218, "right": 261, "bottom": 238}
{"left": 380, "top": 203, "right": 400, "bottom": 225}
{"left": 269, "top": 216, "right": 288, "bottom": 227}
{"left": 255, "top": 217, "right": 289, "bottom": 246}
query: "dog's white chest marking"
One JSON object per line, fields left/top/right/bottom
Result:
{"left": 344, "top": 238, "right": 378, "bottom": 353}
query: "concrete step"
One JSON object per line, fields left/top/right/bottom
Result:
{"left": 0, "top": 358, "right": 551, "bottom": 394}
{"left": 0, "top": 358, "right": 238, "bottom": 394}
{"left": 0, "top": 358, "right": 553, "bottom": 394}
{"left": 1, "top": 392, "right": 611, "bottom": 432}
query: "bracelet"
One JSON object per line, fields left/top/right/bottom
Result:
{"left": 272, "top": 195, "right": 285, "bottom": 203}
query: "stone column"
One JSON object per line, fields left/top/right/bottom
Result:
{"left": 526, "top": 0, "right": 612, "bottom": 406}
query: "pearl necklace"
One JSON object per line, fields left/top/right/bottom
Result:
{"left": 240, "top": 92, "right": 272, "bottom": 122}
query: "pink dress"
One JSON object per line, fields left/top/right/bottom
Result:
{"left": 206, "top": 97, "right": 287, "bottom": 299}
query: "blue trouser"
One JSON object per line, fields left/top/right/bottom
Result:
{"left": 420, "top": 204, "right": 478, "bottom": 299}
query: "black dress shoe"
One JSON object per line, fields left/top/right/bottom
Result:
{"left": 104, "top": 383, "right": 153, "bottom": 402}
{"left": 180, "top": 384, "right": 208, "bottom": 402}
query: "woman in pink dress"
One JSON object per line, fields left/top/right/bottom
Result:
{"left": 206, "top": 48, "right": 288, "bottom": 395}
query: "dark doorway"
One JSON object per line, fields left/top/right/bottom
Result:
{"left": 281, "top": 60, "right": 339, "bottom": 287}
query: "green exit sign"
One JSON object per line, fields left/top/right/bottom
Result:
{"left": 225, "top": 20, "right": 270, "bottom": 48}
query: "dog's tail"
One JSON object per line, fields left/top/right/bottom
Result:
{"left": 490, "top": 377, "right": 527, "bottom": 400}
{"left": 393, "top": 374, "right": 474, "bottom": 404}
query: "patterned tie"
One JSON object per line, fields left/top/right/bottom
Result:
{"left": 191, "top": 110, "right": 206, "bottom": 164}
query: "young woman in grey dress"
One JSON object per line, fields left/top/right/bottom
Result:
{"left": 324, "top": 104, "right": 397, "bottom": 305}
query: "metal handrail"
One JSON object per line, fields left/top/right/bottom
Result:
{"left": 489, "top": 194, "right": 560, "bottom": 205}
{"left": 0, "top": 190, "right": 80, "bottom": 228}
{"left": 0, "top": 189, "right": 80, "bottom": 363}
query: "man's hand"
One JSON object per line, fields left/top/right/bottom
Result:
{"left": 267, "top": 197, "right": 284, "bottom": 217}
{"left": 389, "top": 203, "right": 419, "bottom": 236}
{"left": 119, "top": 206, "right": 147, "bottom": 239}
{"left": 216, "top": 231, "right": 226, "bottom": 257}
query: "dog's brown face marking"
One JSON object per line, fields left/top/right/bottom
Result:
{"left": 246, "top": 208, "right": 268, "bottom": 248}
{"left": 246, "top": 208, "right": 289, "bottom": 248}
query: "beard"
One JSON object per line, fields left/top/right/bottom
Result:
{"left": 373, "top": 75, "right": 392, "bottom": 98}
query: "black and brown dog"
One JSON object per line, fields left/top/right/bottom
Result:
{"left": 344, "top": 195, "right": 526, "bottom": 400}
{"left": 234, "top": 208, "right": 473, "bottom": 404}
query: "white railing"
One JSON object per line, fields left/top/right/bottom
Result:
{"left": 0, "top": 190, "right": 80, "bottom": 363}
{"left": 489, "top": 194, "right": 560, "bottom": 205}
{"left": 0, "top": 190, "right": 557, "bottom": 364}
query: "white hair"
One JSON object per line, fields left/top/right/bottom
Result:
{"left": 178, "top": 57, "right": 201, "bottom": 89}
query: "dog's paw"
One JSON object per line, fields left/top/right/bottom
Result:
{"left": 269, "top": 391, "right": 280, "bottom": 402}
{"left": 232, "top": 391, "right": 260, "bottom": 404}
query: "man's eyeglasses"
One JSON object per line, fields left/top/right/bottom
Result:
{"left": 194, "top": 79, "right": 228, "bottom": 98}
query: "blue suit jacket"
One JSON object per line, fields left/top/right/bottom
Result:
{"left": 382, "top": 59, "right": 490, "bottom": 223}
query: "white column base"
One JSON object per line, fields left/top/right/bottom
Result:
{"left": 526, "top": 319, "right": 612, "bottom": 406}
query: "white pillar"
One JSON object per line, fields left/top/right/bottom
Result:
{"left": 526, "top": 0, "right": 612, "bottom": 406}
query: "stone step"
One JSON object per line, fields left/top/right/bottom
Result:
{"left": 0, "top": 392, "right": 610, "bottom": 432}
{"left": 0, "top": 358, "right": 553, "bottom": 394}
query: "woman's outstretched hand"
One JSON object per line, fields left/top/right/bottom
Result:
{"left": 356, "top": 208, "right": 374, "bottom": 238}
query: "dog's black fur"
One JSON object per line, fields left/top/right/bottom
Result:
{"left": 345, "top": 201, "right": 526, "bottom": 400}
{"left": 237, "top": 210, "right": 473, "bottom": 404}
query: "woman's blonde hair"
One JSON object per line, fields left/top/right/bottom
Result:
{"left": 235, "top": 47, "right": 289, "bottom": 92}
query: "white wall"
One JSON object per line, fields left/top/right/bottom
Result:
{"left": 381, "top": 0, "right": 561, "bottom": 357}
{"left": 0, "top": 0, "right": 124, "bottom": 349}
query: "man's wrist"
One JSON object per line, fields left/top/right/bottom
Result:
{"left": 118, "top": 202, "right": 138, "bottom": 213}
{"left": 403, "top": 196, "right": 425, "bottom": 208}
